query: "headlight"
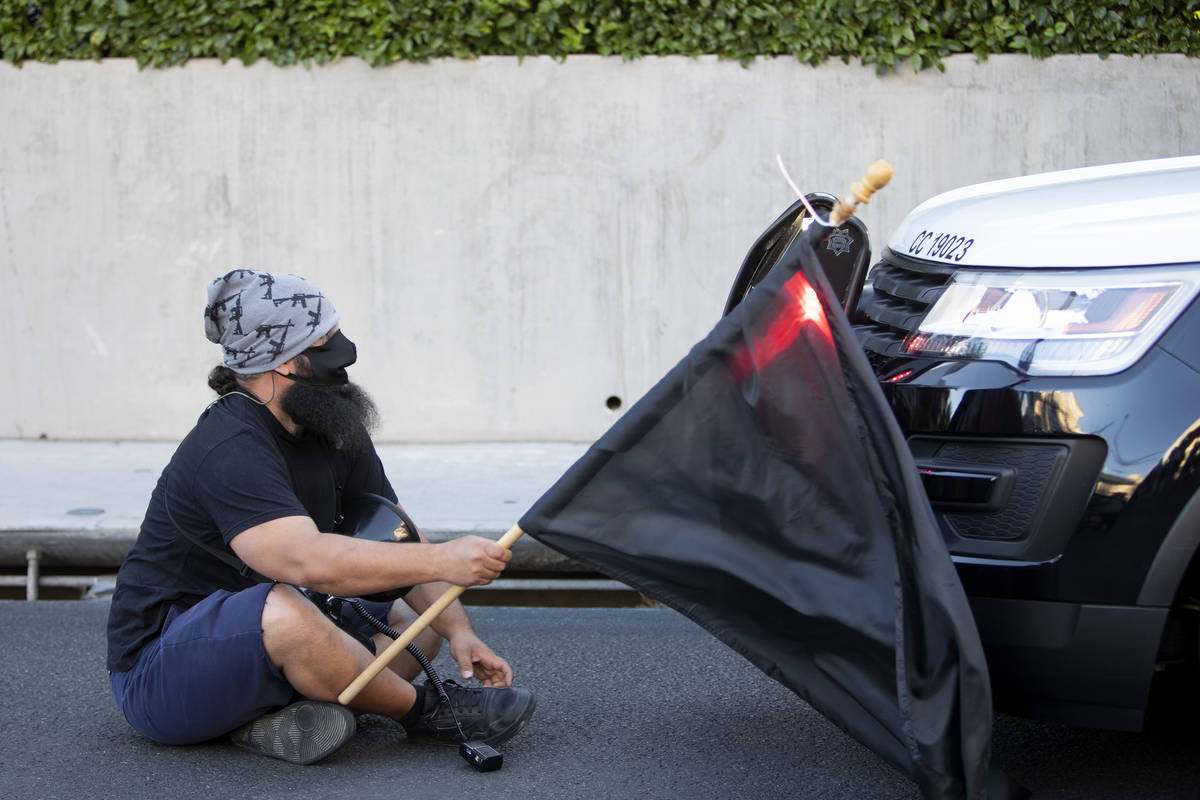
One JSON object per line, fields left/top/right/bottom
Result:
{"left": 901, "top": 267, "right": 1200, "bottom": 376}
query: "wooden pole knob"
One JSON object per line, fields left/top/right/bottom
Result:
{"left": 831, "top": 160, "right": 894, "bottom": 225}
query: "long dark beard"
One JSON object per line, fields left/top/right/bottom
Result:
{"left": 279, "top": 380, "right": 379, "bottom": 451}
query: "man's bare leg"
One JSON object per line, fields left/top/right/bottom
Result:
{"left": 250, "top": 583, "right": 534, "bottom": 759}
{"left": 260, "top": 583, "right": 418, "bottom": 718}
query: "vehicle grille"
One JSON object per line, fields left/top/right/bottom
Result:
{"left": 853, "top": 250, "right": 955, "bottom": 371}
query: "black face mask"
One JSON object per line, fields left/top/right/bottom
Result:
{"left": 278, "top": 330, "right": 357, "bottom": 386}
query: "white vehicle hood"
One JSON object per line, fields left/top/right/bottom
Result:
{"left": 888, "top": 156, "right": 1200, "bottom": 269}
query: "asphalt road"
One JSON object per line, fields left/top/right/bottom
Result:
{"left": 1, "top": 601, "right": 1197, "bottom": 800}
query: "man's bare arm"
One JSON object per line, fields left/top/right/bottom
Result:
{"left": 229, "top": 515, "right": 511, "bottom": 597}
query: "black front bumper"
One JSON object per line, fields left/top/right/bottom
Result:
{"left": 873, "top": 346, "right": 1200, "bottom": 729}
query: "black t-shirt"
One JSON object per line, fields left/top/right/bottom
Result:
{"left": 105, "top": 394, "right": 396, "bottom": 672}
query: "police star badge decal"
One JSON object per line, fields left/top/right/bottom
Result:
{"left": 826, "top": 227, "right": 853, "bottom": 257}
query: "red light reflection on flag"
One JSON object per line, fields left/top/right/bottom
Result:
{"left": 731, "top": 269, "right": 832, "bottom": 380}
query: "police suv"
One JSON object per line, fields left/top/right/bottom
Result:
{"left": 728, "top": 156, "right": 1200, "bottom": 731}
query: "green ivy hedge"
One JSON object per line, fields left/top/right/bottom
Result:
{"left": 2, "top": 0, "right": 1198, "bottom": 73}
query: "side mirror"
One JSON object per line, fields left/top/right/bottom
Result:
{"left": 722, "top": 192, "right": 872, "bottom": 318}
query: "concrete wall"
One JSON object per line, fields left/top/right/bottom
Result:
{"left": 2, "top": 54, "right": 1197, "bottom": 442}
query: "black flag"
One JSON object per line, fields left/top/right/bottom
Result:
{"left": 519, "top": 222, "right": 993, "bottom": 799}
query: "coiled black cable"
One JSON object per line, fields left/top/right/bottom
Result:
{"left": 343, "top": 597, "right": 468, "bottom": 742}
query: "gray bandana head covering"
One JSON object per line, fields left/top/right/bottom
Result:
{"left": 204, "top": 269, "right": 340, "bottom": 374}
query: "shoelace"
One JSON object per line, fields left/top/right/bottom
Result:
{"left": 441, "top": 681, "right": 488, "bottom": 717}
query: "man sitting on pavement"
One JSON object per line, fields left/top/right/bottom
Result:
{"left": 106, "top": 269, "right": 536, "bottom": 764}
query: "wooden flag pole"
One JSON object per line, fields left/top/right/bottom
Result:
{"left": 337, "top": 523, "right": 526, "bottom": 706}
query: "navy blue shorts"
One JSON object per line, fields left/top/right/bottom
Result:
{"left": 109, "top": 583, "right": 393, "bottom": 745}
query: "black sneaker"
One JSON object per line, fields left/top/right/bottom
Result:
{"left": 230, "top": 700, "right": 356, "bottom": 765}
{"left": 404, "top": 681, "right": 536, "bottom": 747}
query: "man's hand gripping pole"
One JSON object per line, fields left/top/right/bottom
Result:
{"left": 337, "top": 524, "right": 525, "bottom": 706}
